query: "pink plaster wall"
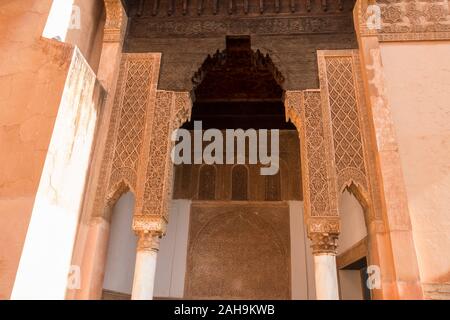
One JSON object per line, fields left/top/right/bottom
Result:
{"left": 66, "top": 0, "right": 105, "bottom": 73}
{"left": 380, "top": 41, "right": 450, "bottom": 297}
{"left": 0, "top": 0, "right": 106, "bottom": 299}
{"left": 0, "top": 0, "right": 66, "bottom": 299}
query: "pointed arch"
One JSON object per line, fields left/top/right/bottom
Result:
{"left": 339, "top": 181, "right": 372, "bottom": 241}
{"left": 339, "top": 180, "right": 370, "bottom": 212}
{"left": 104, "top": 179, "right": 134, "bottom": 220}
{"left": 190, "top": 36, "right": 286, "bottom": 103}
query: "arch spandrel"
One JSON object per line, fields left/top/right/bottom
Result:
{"left": 285, "top": 89, "right": 339, "bottom": 220}
{"left": 317, "top": 49, "right": 382, "bottom": 223}
{"left": 92, "top": 47, "right": 380, "bottom": 239}
{"left": 139, "top": 90, "right": 192, "bottom": 221}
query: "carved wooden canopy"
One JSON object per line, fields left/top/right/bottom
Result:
{"left": 192, "top": 36, "right": 284, "bottom": 101}
{"left": 123, "top": 0, "right": 353, "bottom": 17}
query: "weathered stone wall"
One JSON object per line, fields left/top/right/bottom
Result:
{"left": 0, "top": 0, "right": 107, "bottom": 299}
{"left": 0, "top": 0, "right": 69, "bottom": 299}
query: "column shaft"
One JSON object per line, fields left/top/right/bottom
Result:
{"left": 131, "top": 232, "right": 160, "bottom": 300}
{"left": 310, "top": 231, "right": 339, "bottom": 300}
{"left": 314, "top": 254, "right": 339, "bottom": 300}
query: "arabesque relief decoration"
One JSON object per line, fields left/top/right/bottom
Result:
{"left": 285, "top": 49, "right": 380, "bottom": 253}
{"left": 318, "top": 50, "right": 368, "bottom": 194}
{"left": 355, "top": 0, "right": 450, "bottom": 41}
{"left": 92, "top": 53, "right": 192, "bottom": 235}
{"left": 285, "top": 90, "right": 338, "bottom": 219}
{"left": 103, "top": 0, "right": 128, "bottom": 42}
{"left": 139, "top": 90, "right": 192, "bottom": 220}
{"left": 91, "top": 48, "right": 376, "bottom": 251}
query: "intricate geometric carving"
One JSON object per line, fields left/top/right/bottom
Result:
{"left": 285, "top": 90, "right": 338, "bottom": 217}
{"left": 318, "top": 52, "right": 368, "bottom": 192}
{"left": 192, "top": 39, "right": 284, "bottom": 101}
{"left": 135, "top": 231, "right": 161, "bottom": 252}
{"left": 356, "top": 0, "right": 450, "bottom": 41}
{"left": 103, "top": 0, "right": 128, "bottom": 43}
{"left": 141, "top": 90, "right": 192, "bottom": 218}
{"left": 133, "top": 215, "right": 167, "bottom": 235}
{"left": 308, "top": 217, "right": 340, "bottom": 255}
{"left": 93, "top": 53, "right": 161, "bottom": 219}
{"left": 173, "top": 92, "right": 193, "bottom": 128}
{"left": 284, "top": 91, "right": 303, "bottom": 129}
{"left": 185, "top": 203, "right": 291, "bottom": 299}
{"left": 310, "top": 232, "right": 339, "bottom": 255}
{"left": 109, "top": 57, "right": 155, "bottom": 190}
{"left": 304, "top": 91, "right": 336, "bottom": 217}
{"left": 127, "top": 0, "right": 349, "bottom": 17}
{"left": 128, "top": 15, "right": 355, "bottom": 38}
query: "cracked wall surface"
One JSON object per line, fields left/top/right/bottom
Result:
{"left": 0, "top": 0, "right": 105, "bottom": 299}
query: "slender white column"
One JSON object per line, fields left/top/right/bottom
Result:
{"left": 310, "top": 232, "right": 339, "bottom": 300}
{"left": 131, "top": 232, "right": 160, "bottom": 300}
{"left": 314, "top": 254, "right": 339, "bottom": 300}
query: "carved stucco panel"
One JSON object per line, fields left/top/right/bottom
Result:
{"left": 92, "top": 53, "right": 161, "bottom": 219}
{"left": 139, "top": 90, "right": 192, "bottom": 220}
{"left": 318, "top": 49, "right": 383, "bottom": 222}
{"left": 318, "top": 51, "right": 369, "bottom": 195}
{"left": 285, "top": 90, "right": 338, "bottom": 219}
{"left": 103, "top": 0, "right": 128, "bottom": 43}
{"left": 355, "top": 0, "right": 450, "bottom": 41}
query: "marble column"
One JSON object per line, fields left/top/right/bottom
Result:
{"left": 131, "top": 231, "right": 160, "bottom": 300}
{"left": 311, "top": 232, "right": 339, "bottom": 300}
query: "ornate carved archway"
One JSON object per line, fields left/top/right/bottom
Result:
{"left": 85, "top": 46, "right": 380, "bottom": 297}
{"left": 92, "top": 53, "right": 192, "bottom": 237}
{"left": 67, "top": 0, "right": 424, "bottom": 301}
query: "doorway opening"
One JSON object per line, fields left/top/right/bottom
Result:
{"left": 153, "top": 36, "right": 311, "bottom": 299}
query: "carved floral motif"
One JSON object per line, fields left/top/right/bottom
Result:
{"left": 136, "top": 231, "right": 161, "bottom": 252}
{"left": 356, "top": 0, "right": 450, "bottom": 41}
{"left": 310, "top": 232, "right": 339, "bottom": 255}
{"left": 92, "top": 48, "right": 376, "bottom": 253}
{"left": 103, "top": 0, "right": 127, "bottom": 42}
{"left": 142, "top": 91, "right": 192, "bottom": 219}
{"left": 92, "top": 54, "right": 192, "bottom": 235}
{"left": 382, "top": 4, "right": 403, "bottom": 24}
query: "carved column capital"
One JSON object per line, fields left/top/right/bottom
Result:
{"left": 133, "top": 215, "right": 166, "bottom": 252}
{"left": 136, "top": 231, "right": 161, "bottom": 252}
{"left": 307, "top": 217, "right": 340, "bottom": 255}
{"left": 132, "top": 214, "right": 167, "bottom": 235}
{"left": 310, "top": 232, "right": 339, "bottom": 255}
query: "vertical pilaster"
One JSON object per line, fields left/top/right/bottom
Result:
{"left": 71, "top": 0, "right": 129, "bottom": 300}
{"left": 353, "top": 0, "right": 423, "bottom": 299}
